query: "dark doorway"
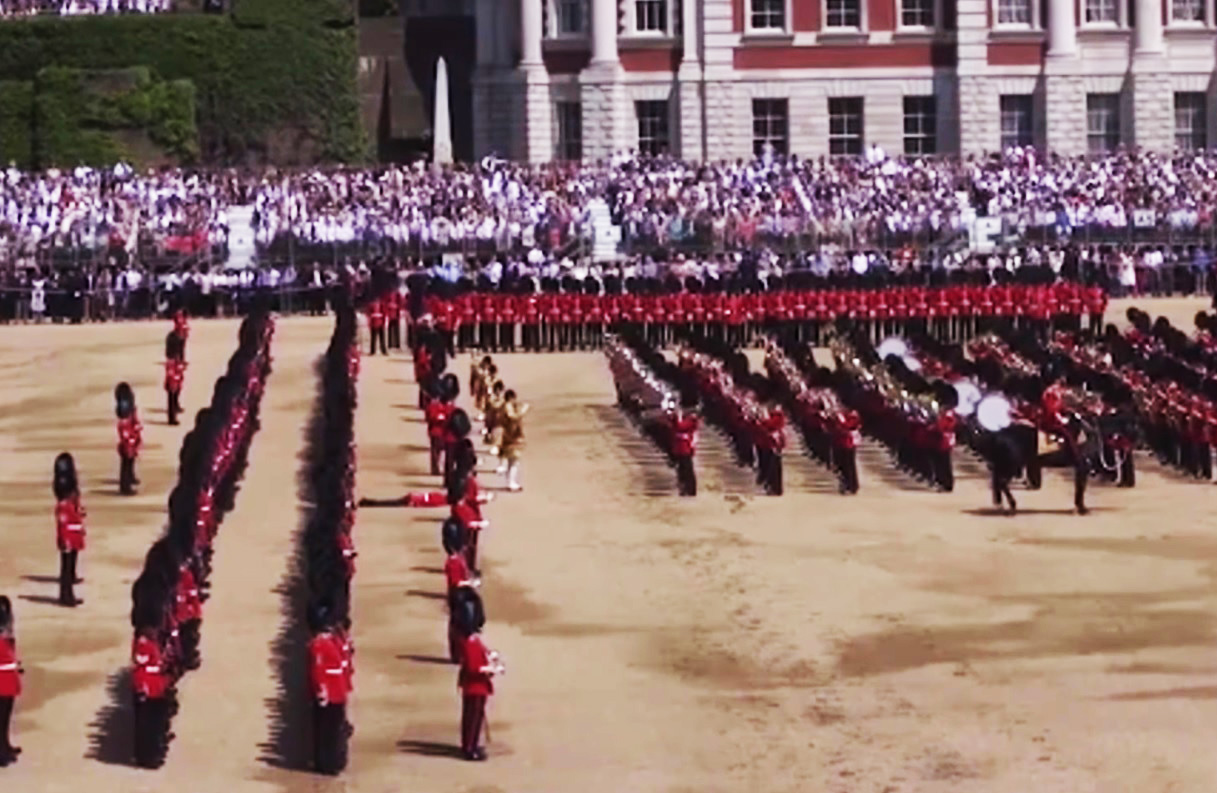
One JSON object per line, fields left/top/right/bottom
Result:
{"left": 404, "top": 15, "right": 475, "bottom": 162}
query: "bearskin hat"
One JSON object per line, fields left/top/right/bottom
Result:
{"left": 440, "top": 372, "right": 460, "bottom": 402}
{"left": 448, "top": 408, "right": 472, "bottom": 440}
{"left": 441, "top": 517, "right": 466, "bottom": 555}
{"left": 166, "top": 331, "right": 186, "bottom": 362}
{"left": 115, "top": 382, "right": 136, "bottom": 419}
{"left": 450, "top": 587, "right": 485, "bottom": 636}
{"left": 307, "top": 600, "right": 333, "bottom": 634}
{"left": 53, "top": 451, "right": 78, "bottom": 500}
{"left": 0, "top": 595, "right": 12, "bottom": 632}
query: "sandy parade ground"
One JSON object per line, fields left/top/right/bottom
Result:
{"left": 1, "top": 296, "right": 1217, "bottom": 793}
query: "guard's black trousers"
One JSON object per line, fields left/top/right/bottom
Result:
{"left": 59, "top": 550, "right": 78, "bottom": 605}
{"left": 167, "top": 389, "right": 182, "bottom": 425}
{"left": 675, "top": 455, "right": 697, "bottom": 496}
{"left": 757, "top": 448, "right": 783, "bottom": 495}
{"left": 119, "top": 455, "right": 137, "bottom": 495}
{"left": 313, "top": 702, "right": 348, "bottom": 775}
{"left": 133, "top": 695, "right": 169, "bottom": 768}
{"left": 0, "top": 696, "right": 14, "bottom": 754}
{"left": 460, "top": 695, "right": 487, "bottom": 754}
{"left": 388, "top": 319, "right": 401, "bottom": 349}
{"left": 369, "top": 327, "right": 387, "bottom": 356}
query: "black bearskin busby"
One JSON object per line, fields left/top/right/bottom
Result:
{"left": 115, "top": 382, "right": 136, "bottom": 419}
{"left": 440, "top": 372, "right": 459, "bottom": 402}
{"left": 450, "top": 587, "right": 485, "bottom": 637}
{"left": 0, "top": 594, "right": 12, "bottom": 632}
{"left": 53, "top": 451, "right": 78, "bottom": 500}
{"left": 448, "top": 408, "right": 472, "bottom": 441}
{"left": 441, "top": 516, "right": 466, "bottom": 555}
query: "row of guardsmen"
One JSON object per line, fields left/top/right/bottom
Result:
{"left": 130, "top": 310, "right": 275, "bottom": 768}
{"left": 305, "top": 302, "right": 361, "bottom": 776}
{"left": 408, "top": 281, "right": 1109, "bottom": 354}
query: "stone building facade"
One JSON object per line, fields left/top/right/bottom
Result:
{"left": 462, "top": 0, "right": 1217, "bottom": 162}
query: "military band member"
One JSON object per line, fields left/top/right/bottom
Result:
{"left": 667, "top": 394, "right": 700, "bottom": 496}
{"left": 54, "top": 452, "right": 85, "bottom": 607}
{"left": 753, "top": 400, "right": 787, "bottom": 496}
{"left": 498, "top": 391, "right": 529, "bottom": 492}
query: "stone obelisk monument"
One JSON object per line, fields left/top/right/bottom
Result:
{"left": 432, "top": 56, "right": 454, "bottom": 168}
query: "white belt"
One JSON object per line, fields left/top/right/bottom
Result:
{"left": 324, "top": 668, "right": 344, "bottom": 675}
{"left": 0, "top": 663, "right": 17, "bottom": 671}
{"left": 143, "top": 666, "right": 161, "bottom": 673}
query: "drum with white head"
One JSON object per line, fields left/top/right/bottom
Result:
{"left": 976, "top": 393, "right": 1014, "bottom": 432}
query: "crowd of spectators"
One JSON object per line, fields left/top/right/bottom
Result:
{"left": 0, "top": 0, "right": 171, "bottom": 16}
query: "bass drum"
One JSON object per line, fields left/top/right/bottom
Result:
{"left": 976, "top": 394, "right": 1013, "bottom": 433}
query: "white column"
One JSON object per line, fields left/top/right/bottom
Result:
{"left": 591, "top": 0, "right": 619, "bottom": 63}
{"left": 1046, "top": 0, "right": 1077, "bottom": 56}
{"left": 521, "top": 0, "right": 544, "bottom": 66}
{"left": 681, "top": 0, "right": 699, "bottom": 65}
{"left": 1134, "top": 0, "right": 1164, "bottom": 54}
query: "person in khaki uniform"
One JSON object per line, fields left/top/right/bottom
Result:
{"left": 482, "top": 381, "right": 507, "bottom": 460}
{"left": 470, "top": 355, "right": 493, "bottom": 420}
{"left": 498, "top": 390, "right": 530, "bottom": 492}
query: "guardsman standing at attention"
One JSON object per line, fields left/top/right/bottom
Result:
{"left": 54, "top": 452, "right": 86, "bottom": 607}
{"left": 309, "top": 604, "right": 349, "bottom": 776}
{"left": 115, "top": 382, "right": 143, "bottom": 495}
{"left": 386, "top": 288, "right": 403, "bottom": 350}
{"left": 0, "top": 596, "right": 22, "bottom": 767}
{"left": 131, "top": 619, "right": 169, "bottom": 768}
{"left": 453, "top": 589, "right": 502, "bottom": 762}
{"left": 164, "top": 331, "right": 187, "bottom": 426}
{"left": 367, "top": 296, "right": 387, "bottom": 356}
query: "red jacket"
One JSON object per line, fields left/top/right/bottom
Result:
{"left": 0, "top": 636, "right": 20, "bottom": 697}
{"left": 754, "top": 409, "right": 787, "bottom": 451}
{"left": 458, "top": 633, "right": 494, "bottom": 696}
{"left": 164, "top": 359, "right": 186, "bottom": 393}
{"left": 445, "top": 551, "right": 472, "bottom": 599}
{"left": 425, "top": 400, "right": 455, "bottom": 440}
{"left": 367, "top": 300, "right": 385, "bottom": 329}
{"left": 310, "top": 631, "right": 349, "bottom": 705}
{"left": 338, "top": 530, "right": 357, "bottom": 578}
{"left": 175, "top": 566, "right": 202, "bottom": 623}
{"left": 132, "top": 634, "right": 169, "bottom": 699}
{"left": 56, "top": 494, "right": 86, "bottom": 552}
{"left": 118, "top": 414, "right": 143, "bottom": 459}
{"left": 173, "top": 312, "right": 189, "bottom": 340}
{"left": 670, "top": 413, "right": 699, "bottom": 457}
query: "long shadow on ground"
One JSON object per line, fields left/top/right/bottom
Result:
{"left": 257, "top": 357, "right": 323, "bottom": 772}
{"left": 85, "top": 668, "right": 134, "bottom": 765}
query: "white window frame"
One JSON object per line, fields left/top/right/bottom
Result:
{"left": 823, "top": 0, "right": 866, "bottom": 32}
{"left": 1169, "top": 0, "right": 1213, "bottom": 26}
{"left": 547, "top": 0, "right": 589, "bottom": 38}
{"left": 902, "top": 95, "right": 937, "bottom": 156}
{"left": 828, "top": 96, "right": 865, "bottom": 156}
{"left": 991, "top": 0, "right": 1040, "bottom": 30}
{"left": 636, "top": 99, "right": 672, "bottom": 157}
{"left": 555, "top": 101, "right": 584, "bottom": 162}
{"left": 1081, "top": 0, "right": 1125, "bottom": 28}
{"left": 898, "top": 0, "right": 940, "bottom": 31}
{"left": 999, "top": 94, "right": 1035, "bottom": 150}
{"left": 1086, "top": 93, "right": 1122, "bottom": 154}
{"left": 626, "top": 0, "right": 678, "bottom": 36}
{"left": 745, "top": 0, "right": 792, "bottom": 34}
{"left": 752, "top": 98, "right": 790, "bottom": 157}
{"left": 1174, "top": 92, "right": 1208, "bottom": 151}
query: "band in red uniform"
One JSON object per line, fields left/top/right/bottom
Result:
{"left": 165, "top": 331, "right": 187, "bottom": 426}
{"left": 53, "top": 452, "right": 85, "bottom": 607}
{"left": 668, "top": 395, "right": 700, "bottom": 496}
{"left": 0, "top": 597, "right": 22, "bottom": 767}
{"left": 115, "top": 382, "right": 143, "bottom": 495}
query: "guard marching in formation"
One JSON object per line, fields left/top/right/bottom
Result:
{"left": 115, "top": 382, "right": 144, "bottom": 495}
{"left": 53, "top": 452, "right": 86, "bottom": 606}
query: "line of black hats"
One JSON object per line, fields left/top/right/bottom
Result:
{"left": 303, "top": 299, "right": 358, "bottom": 638}
{"left": 127, "top": 309, "right": 274, "bottom": 764}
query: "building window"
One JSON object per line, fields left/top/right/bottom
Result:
{"left": 903, "top": 96, "right": 937, "bottom": 155}
{"left": 1172, "top": 0, "right": 1205, "bottom": 21}
{"left": 901, "top": 0, "right": 935, "bottom": 27}
{"left": 1086, "top": 93, "right": 1121, "bottom": 153}
{"left": 999, "top": 95, "right": 1034, "bottom": 149}
{"left": 825, "top": 0, "right": 862, "bottom": 27}
{"left": 556, "top": 101, "right": 583, "bottom": 161}
{"left": 635, "top": 0, "right": 669, "bottom": 32}
{"left": 1175, "top": 92, "right": 1207, "bottom": 151}
{"left": 828, "top": 97, "right": 864, "bottom": 156}
{"left": 636, "top": 100, "right": 671, "bottom": 157}
{"left": 752, "top": 99, "right": 789, "bottom": 157}
{"left": 996, "top": 0, "right": 1031, "bottom": 24}
{"left": 552, "top": 0, "right": 587, "bottom": 34}
{"left": 751, "top": 0, "right": 786, "bottom": 29}
{"left": 1084, "top": 0, "right": 1118, "bottom": 23}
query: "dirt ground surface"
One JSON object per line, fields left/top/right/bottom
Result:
{"left": 2, "top": 297, "right": 1217, "bottom": 793}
